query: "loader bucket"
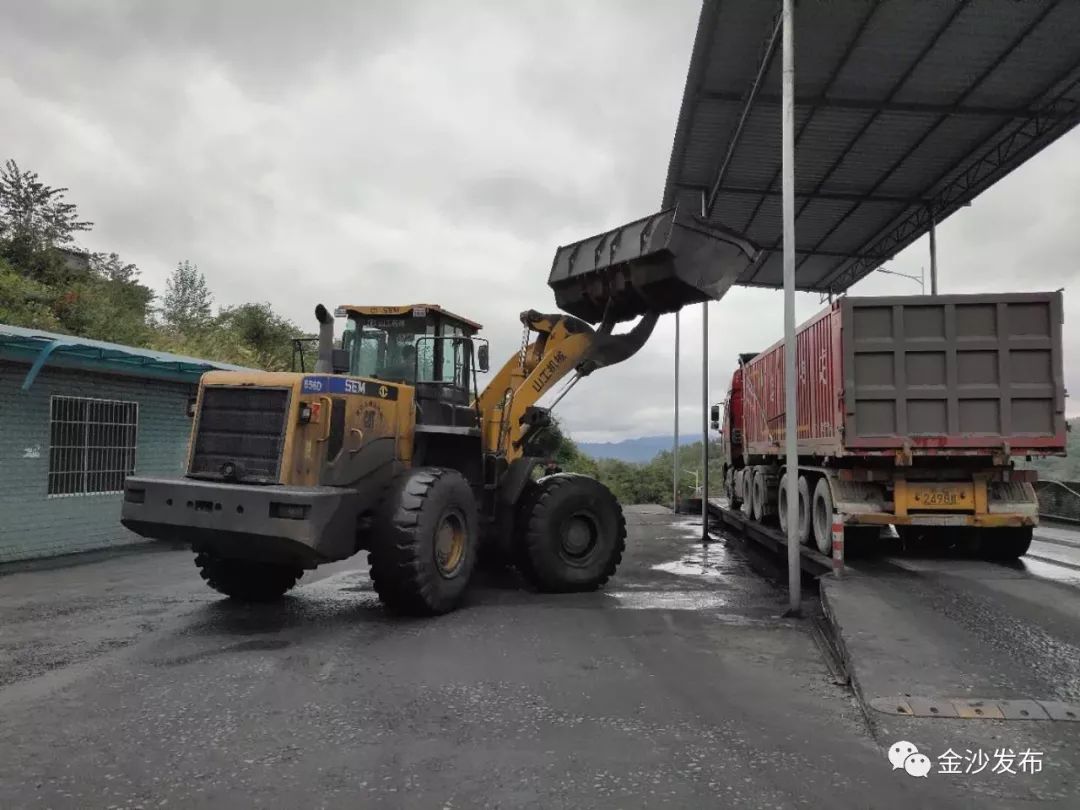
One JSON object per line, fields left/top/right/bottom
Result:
{"left": 548, "top": 207, "right": 759, "bottom": 324}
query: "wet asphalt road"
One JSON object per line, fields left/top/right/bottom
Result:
{"left": 0, "top": 506, "right": 1042, "bottom": 809}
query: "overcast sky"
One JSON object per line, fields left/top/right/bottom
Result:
{"left": 3, "top": 0, "right": 1078, "bottom": 441}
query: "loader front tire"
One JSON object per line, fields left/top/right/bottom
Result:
{"left": 517, "top": 474, "right": 626, "bottom": 593}
{"left": 368, "top": 467, "right": 479, "bottom": 616}
{"left": 194, "top": 552, "right": 303, "bottom": 602}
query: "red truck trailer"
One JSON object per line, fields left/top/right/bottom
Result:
{"left": 717, "top": 291, "right": 1066, "bottom": 560}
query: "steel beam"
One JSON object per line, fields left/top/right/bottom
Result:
{"left": 705, "top": 12, "right": 783, "bottom": 213}
{"left": 795, "top": 0, "right": 1060, "bottom": 280}
{"left": 701, "top": 91, "right": 1067, "bottom": 119}
{"left": 929, "top": 210, "right": 939, "bottom": 295}
{"left": 778, "top": 2, "right": 971, "bottom": 275}
{"left": 738, "top": 1, "right": 881, "bottom": 273}
{"left": 820, "top": 73, "right": 1080, "bottom": 293}
{"left": 711, "top": 184, "right": 916, "bottom": 205}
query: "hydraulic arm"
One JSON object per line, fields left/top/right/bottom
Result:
{"left": 476, "top": 309, "right": 659, "bottom": 463}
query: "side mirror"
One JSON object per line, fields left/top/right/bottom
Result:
{"left": 710, "top": 403, "right": 721, "bottom": 431}
{"left": 477, "top": 344, "right": 490, "bottom": 373}
{"left": 331, "top": 348, "right": 350, "bottom": 374}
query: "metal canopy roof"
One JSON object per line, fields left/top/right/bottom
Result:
{"left": 663, "top": 0, "right": 1080, "bottom": 294}
{"left": 0, "top": 323, "right": 252, "bottom": 389}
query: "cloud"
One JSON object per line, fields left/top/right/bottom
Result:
{"left": 2, "top": 0, "right": 1077, "bottom": 444}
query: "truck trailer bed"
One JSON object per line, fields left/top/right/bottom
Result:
{"left": 740, "top": 292, "right": 1066, "bottom": 459}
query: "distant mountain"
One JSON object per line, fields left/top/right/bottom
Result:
{"left": 577, "top": 435, "right": 698, "bottom": 464}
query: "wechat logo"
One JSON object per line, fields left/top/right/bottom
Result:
{"left": 888, "top": 741, "right": 932, "bottom": 778}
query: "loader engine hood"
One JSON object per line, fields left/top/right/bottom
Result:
{"left": 548, "top": 206, "right": 760, "bottom": 324}
{"left": 187, "top": 371, "right": 408, "bottom": 488}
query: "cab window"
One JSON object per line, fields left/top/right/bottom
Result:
{"left": 343, "top": 315, "right": 435, "bottom": 384}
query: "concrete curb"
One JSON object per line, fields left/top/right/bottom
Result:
{"left": 819, "top": 575, "right": 884, "bottom": 737}
{"left": 0, "top": 541, "right": 185, "bottom": 577}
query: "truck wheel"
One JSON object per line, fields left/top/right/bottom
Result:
{"left": 778, "top": 473, "right": 791, "bottom": 534}
{"left": 517, "top": 474, "right": 626, "bottom": 592}
{"left": 811, "top": 477, "right": 834, "bottom": 556}
{"left": 796, "top": 475, "right": 812, "bottom": 546}
{"left": 778, "top": 473, "right": 811, "bottom": 543}
{"left": 738, "top": 470, "right": 753, "bottom": 517}
{"left": 727, "top": 469, "right": 743, "bottom": 509}
{"left": 980, "top": 527, "right": 1033, "bottom": 561}
{"left": 368, "top": 467, "right": 479, "bottom": 616}
{"left": 194, "top": 552, "right": 303, "bottom": 602}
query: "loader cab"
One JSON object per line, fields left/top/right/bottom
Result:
{"left": 339, "top": 304, "right": 487, "bottom": 428}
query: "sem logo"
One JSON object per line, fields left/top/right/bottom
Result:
{"left": 344, "top": 379, "right": 367, "bottom": 395}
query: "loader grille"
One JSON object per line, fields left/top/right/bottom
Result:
{"left": 189, "top": 387, "right": 290, "bottom": 483}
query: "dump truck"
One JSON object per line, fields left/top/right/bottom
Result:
{"left": 121, "top": 207, "right": 759, "bottom": 614}
{"left": 715, "top": 292, "right": 1066, "bottom": 560}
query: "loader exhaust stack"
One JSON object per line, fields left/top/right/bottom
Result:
{"left": 314, "top": 304, "right": 335, "bottom": 373}
{"left": 548, "top": 206, "right": 759, "bottom": 324}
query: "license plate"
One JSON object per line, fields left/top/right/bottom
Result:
{"left": 908, "top": 483, "right": 974, "bottom": 510}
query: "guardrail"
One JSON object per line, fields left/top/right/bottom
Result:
{"left": 1035, "top": 479, "right": 1080, "bottom": 525}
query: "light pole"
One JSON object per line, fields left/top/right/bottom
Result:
{"left": 781, "top": 0, "right": 800, "bottom": 615}
{"left": 876, "top": 265, "right": 925, "bottom": 292}
{"left": 673, "top": 312, "right": 680, "bottom": 512}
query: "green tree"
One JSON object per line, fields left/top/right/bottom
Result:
{"left": 1022, "top": 418, "right": 1080, "bottom": 481}
{"left": 162, "top": 260, "right": 213, "bottom": 332}
{"left": 0, "top": 257, "right": 61, "bottom": 330}
{"left": 91, "top": 251, "right": 140, "bottom": 284}
{"left": 554, "top": 426, "right": 726, "bottom": 506}
{"left": 214, "top": 302, "right": 303, "bottom": 371}
{"left": 532, "top": 416, "right": 599, "bottom": 477}
{"left": 0, "top": 159, "right": 92, "bottom": 255}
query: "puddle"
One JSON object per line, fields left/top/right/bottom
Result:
{"left": 604, "top": 590, "right": 733, "bottom": 611}
{"left": 664, "top": 518, "right": 704, "bottom": 535}
{"left": 1018, "top": 556, "right": 1080, "bottom": 586}
{"left": 650, "top": 544, "right": 740, "bottom": 581}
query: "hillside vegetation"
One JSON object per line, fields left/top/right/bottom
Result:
{"left": 542, "top": 419, "right": 723, "bottom": 506}
{"left": 560, "top": 416, "right": 1077, "bottom": 505}
{"left": 0, "top": 159, "right": 303, "bottom": 370}
{"left": 1024, "top": 418, "right": 1079, "bottom": 481}
{"left": 577, "top": 435, "right": 699, "bottom": 463}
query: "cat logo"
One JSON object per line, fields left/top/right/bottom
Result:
{"left": 379, "top": 385, "right": 389, "bottom": 398}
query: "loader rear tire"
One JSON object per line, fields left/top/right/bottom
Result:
{"left": 517, "top": 474, "right": 626, "bottom": 593}
{"left": 194, "top": 552, "right": 302, "bottom": 602}
{"left": 368, "top": 467, "right": 479, "bottom": 616}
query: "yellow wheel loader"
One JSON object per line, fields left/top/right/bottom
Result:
{"left": 121, "top": 207, "right": 758, "bottom": 614}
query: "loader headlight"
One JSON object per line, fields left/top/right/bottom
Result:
{"left": 270, "top": 502, "right": 311, "bottom": 520}
{"left": 186, "top": 397, "right": 197, "bottom": 418}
